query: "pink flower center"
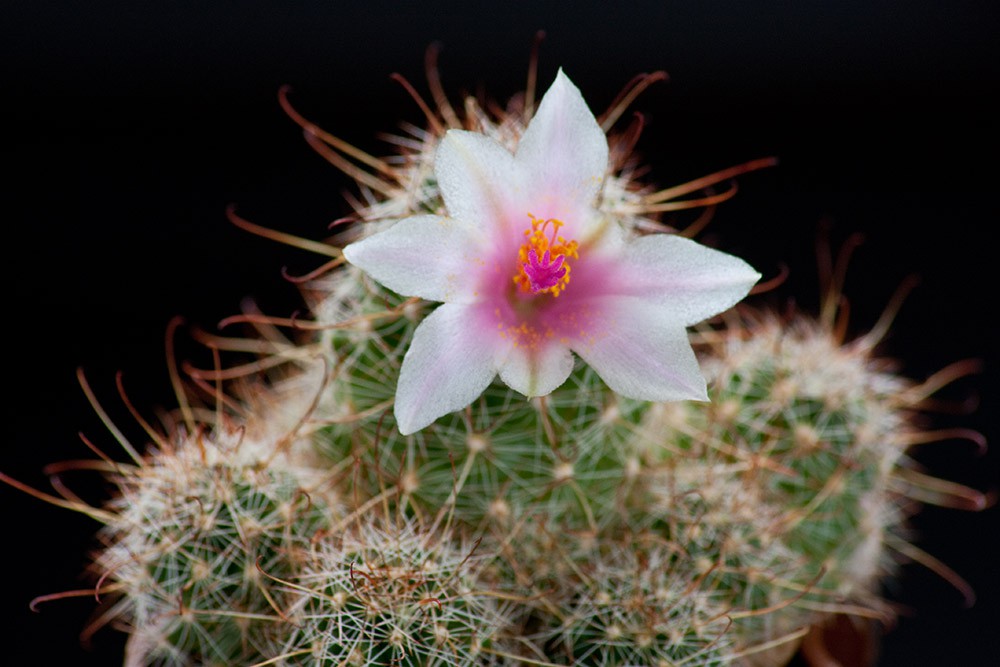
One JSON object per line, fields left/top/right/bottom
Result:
{"left": 513, "top": 214, "right": 579, "bottom": 297}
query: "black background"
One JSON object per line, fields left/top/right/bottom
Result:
{"left": 3, "top": 2, "right": 997, "bottom": 665}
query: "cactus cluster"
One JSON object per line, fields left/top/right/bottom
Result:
{"left": 4, "top": 47, "right": 983, "bottom": 666}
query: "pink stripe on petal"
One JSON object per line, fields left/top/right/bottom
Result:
{"left": 343, "top": 215, "right": 484, "bottom": 304}
{"left": 394, "top": 303, "right": 500, "bottom": 435}
{"left": 498, "top": 341, "right": 575, "bottom": 398}
{"left": 572, "top": 296, "right": 709, "bottom": 402}
{"left": 617, "top": 234, "right": 761, "bottom": 326}
{"left": 435, "top": 130, "right": 525, "bottom": 244}
{"left": 517, "top": 70, "right": 608, "bottom": 219}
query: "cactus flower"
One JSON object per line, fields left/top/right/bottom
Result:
{"left": 344, "top": 70, "right": 760, "bottom": 434}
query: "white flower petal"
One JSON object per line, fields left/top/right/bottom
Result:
{"left": 498, "top": 342, "right": 575, "bottom": 398}
{"left": 516, "top": 70, "right": 608, "bottom": 216}
{"left": 435, "top": 130, "right": 524, "bottom": 239}
{"left": 343, "top": 215, "right": 482, "bottom": 303}
{"left": 394, "top": 303, "right": 499, "bottom": 435}
{"left": 619, "top": 234, "right": 760, "bottom": 325}
{"left": 574, "top": 297, "right": 709, "bottom": 402}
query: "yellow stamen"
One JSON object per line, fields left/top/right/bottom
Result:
{"left": 514, "top": 213, "right": 579, "bottom": 297}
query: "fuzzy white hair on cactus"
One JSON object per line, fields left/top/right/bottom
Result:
{"left": 344, "top": 70, "right": 761, "bottom": 434}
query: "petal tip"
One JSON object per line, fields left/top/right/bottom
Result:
{"left": 689, "top": 383, "right": 711, "bottom": 403}
{"left": 341, "top": 240, "right": 361, "bottom": 265}
{"left": 394, "top": 413, "right": 419, "bottom": 437}
{"left": 393, "top": 387, "right": 438, "bottom": 436}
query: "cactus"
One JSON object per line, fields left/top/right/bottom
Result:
{"left": 3, "top": 44, "right": 984, "bottom": 667}
{"left": 89, "top": 379, "right": 339, "bottom": 667}
{"left": 268, "top": 516, "right": 506, "bottom": 666}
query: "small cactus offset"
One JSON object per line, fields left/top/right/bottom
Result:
{"left": 4, "top": 45, "right": 986, "bottom": 667}
{"left": 270, "top": 516, "right": 505, "bottom": 666}
{"left": 97, "top": 431, "right": 334, "bottom": 666}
